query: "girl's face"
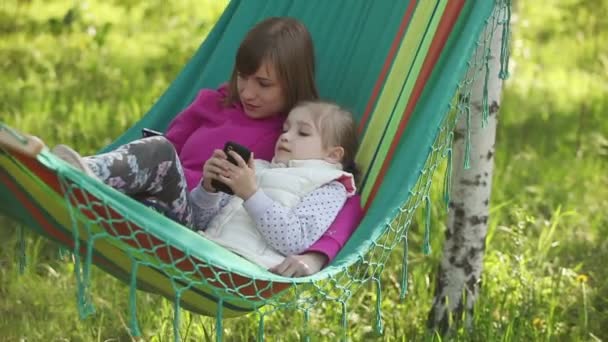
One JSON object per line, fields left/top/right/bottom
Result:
{"left": 237, "top": 60, "right": 286, "bottom": 119}
{"left": 274, "top": 107, "right": 340, "bottom": 164}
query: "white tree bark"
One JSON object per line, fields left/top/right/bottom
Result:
{"left": 427, "top": 17, "right": 506, "bottom": 335}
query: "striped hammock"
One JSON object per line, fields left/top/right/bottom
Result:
{"left": 0, "top": 0, "right": 511, "bottom": 340}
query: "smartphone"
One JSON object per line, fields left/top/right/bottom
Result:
{"left": 142, "top": 128, "right": 163, "bottom": 138}
{"left": 211, "top": 141, "right": 252, "bottom": 195}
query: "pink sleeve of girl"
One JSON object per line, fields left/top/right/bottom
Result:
{"left": 303, "top": 195, "right": 363, "bottom": 262}
{"left": 165, "top": 89, "right": 216, "bottom": 154}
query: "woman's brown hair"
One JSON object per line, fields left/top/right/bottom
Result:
{"left": 225, "top": 17, "right": 319, "bottom": 113}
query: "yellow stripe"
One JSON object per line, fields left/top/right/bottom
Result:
{"left": 355, "top": 1, "right": 438, "bottom": 185}
{"left": 360, "top": 0, "right": 448, "bottom": 205}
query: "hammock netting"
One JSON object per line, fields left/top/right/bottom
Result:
{"left": 0, "top": 0, "right": 511, "bottom": 340}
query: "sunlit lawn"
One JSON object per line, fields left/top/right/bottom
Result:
{"left": 1, "top": 1, "right": 606, "bottom": 340}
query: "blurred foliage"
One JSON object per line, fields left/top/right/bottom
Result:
{"left": 509, "top": 0, "right": 608, "bottom": 106}
{"left": 0, "top": 0, "right": 227, "bottom": 153}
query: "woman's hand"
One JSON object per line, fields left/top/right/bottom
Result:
{"left": 217, "top": 151, "right": 257, "bottom": 200}
{"left": 268, "top": 252, "right": 328, "bottom": 277}
{"left": 201, "top": 149, "right": 228, "bottom": 192}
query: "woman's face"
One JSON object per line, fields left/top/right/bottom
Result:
{"left": 237, "top": 60, "right": 286, "bottom": 119}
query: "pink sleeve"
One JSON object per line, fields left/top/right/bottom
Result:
{"left": 165, "top": 89, "right": 214, "bottom": 154}
{"left": 249, "top": 131, "right": 281, "bottom": 161}
{"left": 303, "top": 195, "right": 363, "bottom": 263}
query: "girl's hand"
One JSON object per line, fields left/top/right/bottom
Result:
{"left": 202, "top": 149, "right": 229, "bottom": 192}
{"left": 268, "top": 252, "right": 328, "bottom": 277}
{"left": 217, "top": 151, "right": 257, "bottom": 199}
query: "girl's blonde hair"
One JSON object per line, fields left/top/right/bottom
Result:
{"left": 225, "top": 17, "right": 318, "bottom": 113}
{"left": 296, "top": 101, "right": 359, "bottom": 178}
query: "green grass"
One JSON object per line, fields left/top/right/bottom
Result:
{"left": 1, "top": 0, "right": 607, "bottom": 340}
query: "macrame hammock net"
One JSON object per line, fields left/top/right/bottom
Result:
{"left": 0, "top": 0, "right": 511, "bottom": 340}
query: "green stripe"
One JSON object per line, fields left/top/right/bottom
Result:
{"left": 356, "top": 0, "right": 442, "bottom": 190}
{"left": 361, "top": 0, "right": 448, "bottom": 204}
{"left": 356, "top": 1, "right": 427, "bottom": 180}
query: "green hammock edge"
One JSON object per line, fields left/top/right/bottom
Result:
{"left": 0, "top": 1, "right": 497, "bottom": 283}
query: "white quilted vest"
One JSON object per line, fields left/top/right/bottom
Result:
{"left": 202, "top": 159, "right": 355, "bottom": 268}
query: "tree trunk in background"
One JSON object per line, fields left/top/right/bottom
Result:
{"left": 427, "top": 18, "right": 506, "bottom": 335}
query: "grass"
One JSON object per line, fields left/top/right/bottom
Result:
{"left": 1, "top": 0, "right": 607, "bottom": 340}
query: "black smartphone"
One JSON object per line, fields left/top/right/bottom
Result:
{"left": 211, "top": 141, "right": 252, "bottom": 195}
{"left": 142, "top": 128, "right": 163, "bottom": 138}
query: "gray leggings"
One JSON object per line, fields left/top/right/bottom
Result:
{"left": 84, "top": 136, "right": 193, "bottom": 226}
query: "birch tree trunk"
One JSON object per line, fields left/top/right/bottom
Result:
{"left": 427, "top": 16, "right": 506, "bottom": 335}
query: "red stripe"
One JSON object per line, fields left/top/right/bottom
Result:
{"left": 6, "top": 153, "right": 290, "bottom": 298}
{"left": 357, "top": 1, "right": 417, "bottom": 134}
{"left": 364, "top": 0, "right": 466, "bottom": 212}
{"left": 0, "top": 170, "right": 102, "bottom": 261}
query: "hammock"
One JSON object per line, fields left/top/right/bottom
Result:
{"left": 0, "top": 0, "right": 510, "bottom": 339}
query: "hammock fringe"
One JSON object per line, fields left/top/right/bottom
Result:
{"left": 129, "top": 261, "right": 142, "bottom": 337}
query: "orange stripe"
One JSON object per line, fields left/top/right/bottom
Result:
{"left": 364, "top": 0, "right": 466, "bottom": 212}
{"left": 357, "top": 1, "right": 418, "bottom": 134}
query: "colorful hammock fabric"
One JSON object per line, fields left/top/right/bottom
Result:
{"left": 0, "top": 0, "right": 511, "bottom": 340}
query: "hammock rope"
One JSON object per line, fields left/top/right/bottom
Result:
{"left": 0, "top": 0, "right": 511, "bottom": 340}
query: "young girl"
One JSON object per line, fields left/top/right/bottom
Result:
{"left": 194, "top": 101, "right": 358, "bottom": 268}
{"left": 42, "top": 17, "right": 362, "bottom": 276}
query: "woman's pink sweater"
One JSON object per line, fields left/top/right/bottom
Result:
{"left": 165, "top": 85, "right": 362, "bottom": 262}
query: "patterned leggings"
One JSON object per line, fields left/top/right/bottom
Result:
{"left": 83, "top": 136, "right": 193, "bottom": 226}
